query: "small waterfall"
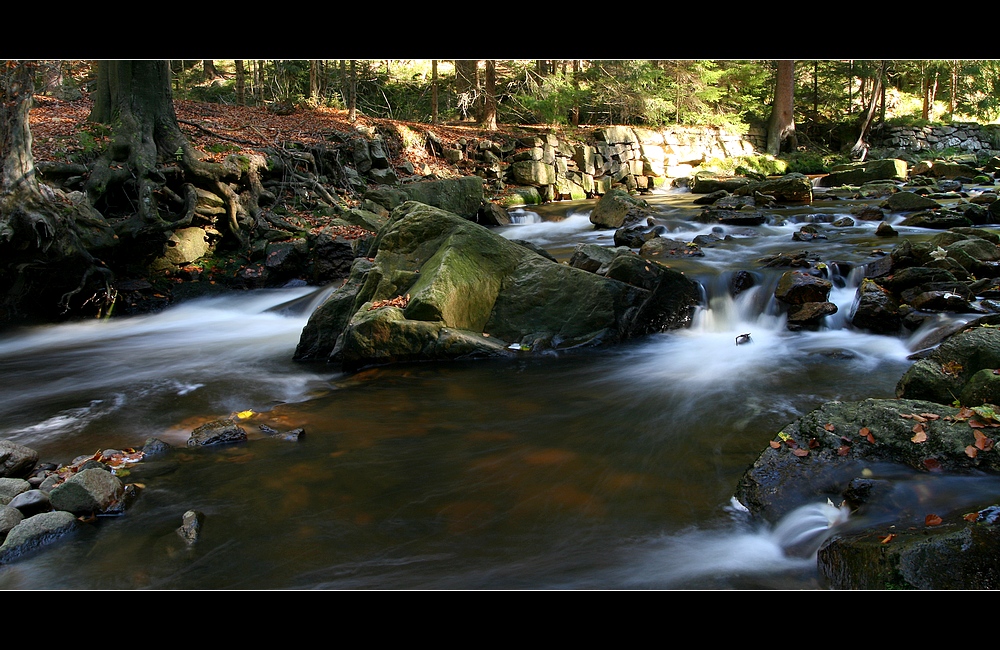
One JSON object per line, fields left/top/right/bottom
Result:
{"left": 767, "top": 501, "right": 851, "bottom": 558}
{"left": 625, "top": 500, "right": 850, "bottom": 588}
{"left": 508, "top": 208, "right": 542, "bottom": 224}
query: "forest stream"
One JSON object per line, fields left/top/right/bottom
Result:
{"left": 0, "top": 185, "right": 978, "bottom": 589}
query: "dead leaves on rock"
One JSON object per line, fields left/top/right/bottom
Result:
{"left": 368, "top": 293, "right": 410, "bottom": 311}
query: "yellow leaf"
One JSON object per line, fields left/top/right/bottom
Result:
{"left": 236, "top": 410, "right": 255, "bottom": 419}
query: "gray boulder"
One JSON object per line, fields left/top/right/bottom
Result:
{"left": 0, "top": 510, "right": 77, "bottom": 564}
{"left": 0, "top": 440, "right": 38, "bottom": 479}
{"left": 49, "top": 467, "right": 124, "bottom": 515}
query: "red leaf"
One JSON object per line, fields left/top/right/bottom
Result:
{"left": 880, "top": 533, "right": 896, "bottom": 544}
{"left": 769, "top": 440, "right": 781, "bottom": 449}
{"left": 824, "top": 423, "right": 835, "bottom": 432}
{"left": 925, "top": 514, "right": 943, "bottom": 526}
{"left": 808, "top": 438, "right": 820, "bottom": 449}
{"left": 792, "top": 448, "right": 809, "bottom": 457}
{"left": 923, "top": 458, "right": 942, "bottom": 471}
{"left": 966, "top": 445, "right": 979, "bottom": 458}
{"left": 837, "top": 445, "right": 851, "bottom": 456}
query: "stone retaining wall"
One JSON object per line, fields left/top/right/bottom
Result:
{"left": 872, "top": 122, "right": 1000, "bottom": 156}
{"left": 425, "top": 124, "right": 758, "bottom": 206}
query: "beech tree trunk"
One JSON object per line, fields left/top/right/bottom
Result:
{"left": 481, "top": 60, "right": 498, "bottom": 131}
{"left": 1, "top": 61, "right": 116, "bottom": 320}
{"left": 852, "top": 61, "right": 886, "bottom": 161}
{"left": 766, "top": 60, "right": 797, "bottom": 156}
{"left": 87, "top": 61, "right": 268, "bottom": 247}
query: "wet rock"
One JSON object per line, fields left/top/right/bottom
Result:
{"left": 786, "top": 301, "right": 838, "bottom": 331}
{"left": 692, "top": 189, "right": 729, "bottom": 205}
{"left": 638, "top": 237, "right": 705, "bottom": 259}
{"left": 176, "top": 509, "right": 205, "bottom": 545}
{"left": 568, "top": 243, "right": 632, "bottom": 275}
{"left": 589, "top": 188, "right": 652, "bottom": 229}
{"left": 774, "top": 270, "right": 833, "bottom": 305}
{"left": 49, "top": 467, "right": 125, "bottom": 515}
{"left": 735, "top": 398, "right": 999, "bottom": 523}
{"left": 0, "top": 505, "right": 23, "bottom": 542}
{"left": 882, "top": 191, "right": 943, "bottom": 212}
{"left": 187, "top": 419, "right": 248, "bottom": 448}
{"left": 729, "top": 270, "right": 757, "bottom": 296}
{"left": 898, "top": 211, "right": 972, "bottom": 229}
{"left": 875, "top": 221, "right": 898, "bottom": 237}
{"left": 141, "top": 437, "right": 173, "bottom": 457}
{"left": 0, "top": 510, "right": 77, "bottom": 564}
{"left": 896, "top": 326, "right": 1000, "bottom": 405}
{"left": 0, "top": 440, "right": 38, "bottom": 479}
{"left": 0, "top": 478, "right": 30, "bottom": 506}
{"left": 818, "top": 513, "right": 1000, "bottom": 589}
{"left": 831, "top": 217, "right": 855, "bottom": 227}
{"left": 7, "top": 489, "right": 50, "bottom": 517}
{"left": 852, "top": 278, "right": 902, "bottom": 334}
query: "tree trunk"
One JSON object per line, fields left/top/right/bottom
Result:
{"left": 87, "top": 61, "right": 265, "bottom": 246}
{"left": 348, "top": 60, "right": 357, "bottom": 122}
{"left": 481, "top": 60, "right": 498, "bottom": 131}
{"left": 310, "top": 60, "right": 320, "bottom": 104}
{"left": 1, "top": 61, "right": 116, "bottom": 320}
{"left": 455, "top": 60, "right": 479, "bottom": 121}
{"left": 431, "top": 60, "right": 439, "bottom": 125}
{"left": 235, "top": 60, "right": 246, "bottom": 106}
{"left": 766, "top": 60, "right": 797, "bottom": 156}
{"left": 852, "top": 61, "right": 885, "bottom": 161}
{"left": 203, "top": 60, "right": 220, "bottom": 80}
{"left": 1, "top": 61, "right": 35, "bottom": 195}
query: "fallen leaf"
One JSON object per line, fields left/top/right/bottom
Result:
{"left": 769, "top": 440, "right": 781, "bottom": 449}
{"left": 966, "top": 445, "right": 979, "bottom": 458}
{"left": 880, "top": 533, "right": 896, "bottom": 544}
{"left": 808, "top": 438, "right": 820, "bottom": 449}
{"left": 824, "top": 423, "right": 835, "bottom": 432}
{"left": 837, "top": 445, "right": 851, "bottom": 456}
{"left": 911, "top": 423, "right": 928, "bottom": 443}
{"left": 919, "top": 413, "right": 940, "bottom": 420}
{"left": 964, "top": 512, "right": 979, "bottom": 522}
{"left": 923, "top": 458, "right": 942, "bottom": 471}
{"left": 974, "top": 430, "right": 995, "bottom": 451}
{"left": 925, "top": 514, "right": 943, "bottom": 526}
{"left": 792, "top": 448, "right": 809, "bottom": 457}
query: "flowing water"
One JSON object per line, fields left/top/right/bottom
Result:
{"left": 0, "top": 187, "right": 988, "bottom": 589}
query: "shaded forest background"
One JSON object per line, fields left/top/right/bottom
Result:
{"left": 34, "top": 60, "right": 1000, "bottom": 154}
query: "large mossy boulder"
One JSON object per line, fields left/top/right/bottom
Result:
{"left": 294, "top": 201, "right": 701, "bottom": 369}
{"left": 819, "top": 159, "right": 908, "bottom": 187}
{"left": 896, "top": 326, "right": 1000, "bottom": 405}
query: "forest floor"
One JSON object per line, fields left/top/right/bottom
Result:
{"left": 28, "top": 95, "right": 523, "bottom": 187}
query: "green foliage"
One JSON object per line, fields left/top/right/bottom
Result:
{"left": 205, "top": 142, "right": 242, "bottom": 155}
{"left": 781, "top": 151, "right": 840, "bottom": 174}
{"left": 700, "top": 154, "right": 788, "bottom": 177}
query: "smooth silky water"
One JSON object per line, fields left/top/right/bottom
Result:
{"left": 0, "top": 187, "right": 981, "bottom": 589}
